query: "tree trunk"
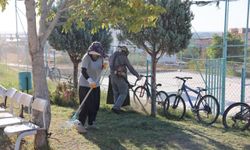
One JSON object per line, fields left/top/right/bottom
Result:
{"left": 25, "top": 0, "right": 50, "bottom": 149}
{"left": 32, "top": 45, "right": 51, "bottom": 149}
{"left": 150, "top": 53, "right": 157, "bottom": 117}
{"left": 73, "top": 62, "right": 79, "bottom": 92}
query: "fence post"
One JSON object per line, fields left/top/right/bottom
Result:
{"left": 241, "top": 68, "right": 246, "bottom": 103}
{"left": 241, "top": 0, "right": 250, "bottom": 103}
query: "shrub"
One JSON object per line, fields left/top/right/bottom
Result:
{"left": 50, "top": 82, "right": 78, "bottom": 107}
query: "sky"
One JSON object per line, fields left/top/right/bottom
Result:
{"left": 0, "top": 0, "right": 248, "bottom": 34}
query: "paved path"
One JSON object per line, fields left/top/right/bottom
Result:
{"left": 100, "top": 71, "right": 250, "bottom": 110}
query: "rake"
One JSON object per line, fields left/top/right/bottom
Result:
{"left": 63, "top": 68, "right": 108, "bottom": 128}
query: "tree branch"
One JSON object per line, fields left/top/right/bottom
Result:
{"left": 39, "top": 0, "right": 48, "bottom": 38}
{"left": 141, "top": 42, "right": 152, "bottom": 56}
{"left": 57, "top": 0, "right": 83, "bottom": 14}
{"left": 41, "top": 0, "right": 68, "bottom": 46}
{"left": 47, "top": 0, "right": 55, "bottom": 10}
{"left": 156, "top": 49, "right": 164, "bottom": 62}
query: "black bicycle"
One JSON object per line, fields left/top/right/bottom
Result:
{"left": 133, "top": 75, "right": 168, "bottom": 107}
{"left": 126, "top": 78, "right": 148, "bottom": 114}
{"left": 164, "top": 76, "right": 220, "bottom": 125}
{"left": 222, "top": 102, "right": 250, "bottom": 130}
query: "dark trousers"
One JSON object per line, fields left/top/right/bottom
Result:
{"left": 78, "top": 86, "right": 100, "bottom": 126}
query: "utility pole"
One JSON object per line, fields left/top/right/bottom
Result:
{"left": 221, "top": 0, "right": 229, "bottom": 113}
{"left": 15, "top": 0, "right": 19, "bottom": 68}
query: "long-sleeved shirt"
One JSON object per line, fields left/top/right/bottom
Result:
{"left": 109, "top": 51, "right": 139, "bottom": 78}
{"left": 79, "top": 54, "right": 103, "bottom": 87}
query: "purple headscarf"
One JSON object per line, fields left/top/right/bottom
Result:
{"left": 88, "top": 41, "right": 107, "bottom": 58}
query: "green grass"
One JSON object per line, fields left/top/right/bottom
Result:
{"left": 2, "top": 97, "right": 250, "bottom": 150}
{"left": 0, "top": 64, "right": 19, "bottom": 89}
{"left": 1, "top": 65, "right": 250, "bottom": 149}
{"left": 51, "top": 102, "right": 250, "bottom": 150}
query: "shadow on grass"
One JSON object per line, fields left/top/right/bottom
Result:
{"left": 78, "top": 105, "right": 234, "bottom": 150}
{"left": 0, "top": 130, "right": 14, "bottom": 150}
{"left": 184, "top": 128, "right": 235, "bottom": 150}
{"left": 244, "top": 145, "right": 250, "bottom": 150}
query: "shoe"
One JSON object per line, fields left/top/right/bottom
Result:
{"left": 112, "top": 108, "right": 122, "bottom": 114}
{"left": 86, "top": 124, "right": 99, "bottom": 130}
{"left": 75, "top": 122, "right": 87, "bottom": 133}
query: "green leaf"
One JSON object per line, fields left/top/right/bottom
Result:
{"left": 0, "top": 0, "right": 8, "bottom": 11}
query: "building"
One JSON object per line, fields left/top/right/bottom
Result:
{"left": 229, "top": 28, "right": 250, "bottom": 43}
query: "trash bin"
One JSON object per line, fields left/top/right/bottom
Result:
{"left": 18, "top": 72, "right": 32, "bottom": 92}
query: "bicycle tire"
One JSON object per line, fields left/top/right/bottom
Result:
{"left": 156, "top": 91, "right": 168, "bottom": 106}
{"left": 163, "top": 94, "right": 186, "bottom": 120}
{"left": 222, "top": 102, "right": 250, "bottom": 130}
{"left": 196, "top": 95, "right": 220, "bottom": 125}
{"left": 133, "top": 86, "right": 150, "bottom": 107}
{"left": 51, "top": 67, "right": 61, "bottom": 82}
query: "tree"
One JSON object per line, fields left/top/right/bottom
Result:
{"left": 0, "top": 0, "right": 7, "bottom": 11}
{"left": 48, "top": 21, "right": 112, "bottom": 92}
{"left": 1, "top": 0, "right": 164, "bottom": 148}
{"left": 118, "top": 0, "right": 193, "bottom": 116}
{"left": 207, "top": 33, "right": 244, "bottom": 62}
{"left": 178, "top": 47, "right": 201, "bottom": 60}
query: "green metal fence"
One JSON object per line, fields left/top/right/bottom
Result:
{"left": 205, "top": 58, "right": 224, "bottom": 113}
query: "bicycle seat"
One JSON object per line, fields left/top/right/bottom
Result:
{"left": 197, "top": 87, "right": 207, "bottom": 92}
{"left": 176, "top": 76, "right": 192, "bottom": 81}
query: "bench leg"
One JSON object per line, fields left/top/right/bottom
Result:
{"left": 15, "top": 131, "right": 37, "bottom": 150}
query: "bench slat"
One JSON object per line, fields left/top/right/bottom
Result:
{"left": 4, "top": 122, "right": 39, "bottom": 136}
{"left": 0, "top": 108, "right": 6, "bottom": 112}
{"left": 0, "top": 117, "right": 25, "bottom": 128}
{"left": 0, "top": 112, "right": 14, "bottom": 118}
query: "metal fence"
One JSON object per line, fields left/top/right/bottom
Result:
{"left": 1, "top": 34, "right": 250, "bottom": 112}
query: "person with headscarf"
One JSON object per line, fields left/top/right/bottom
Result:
{"left": 109, "top": 46, "right": 141, "bottom": 114}
{"left": 75, "top": 41, "right": 107, "bottom": 133}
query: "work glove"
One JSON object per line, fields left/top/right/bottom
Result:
{"left": 87, "top": 78, "right": 96, "bottom": 88}
{"left": 102, "top": 62, "right": 109, "bottom": 69}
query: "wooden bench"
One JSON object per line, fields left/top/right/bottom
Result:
{"left": 4, "top": 98, "right": 48, "bottom": 150}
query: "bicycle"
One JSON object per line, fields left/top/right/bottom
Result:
{"left": 163, "top": 76, "right": 220, "bottom": 125}
{"left": 222, "top": 102, "right": 250, "bottom": 130}
{"left": 126, "top": 78, "right": 148, "bottom": 114}
{"left": 45, "top": 64, "right": 61, "bottom": 82}
{"left": 133, "top": 75, "right": 168, "bottom": 107}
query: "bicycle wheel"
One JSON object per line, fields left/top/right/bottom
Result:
{"left": 163, "top": 94, "right": 186, "bottom": 120}
{"left": 156, "top": 91, "right": 168, "bottom": 106}
{"left": 196, "top": 95, "right": 220, "bottom": 125}
{"left": 50, "top": 67, "right": 61, "bottom": 82}
{"left": 222, "top": 102, "right": 250, "bottom": 130}
{"left": 133, "top": 86, "right": 150, "bottom": 107}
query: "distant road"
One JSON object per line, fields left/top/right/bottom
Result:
{"left": 101, "top": 71, "right": 250, "bottom": 110}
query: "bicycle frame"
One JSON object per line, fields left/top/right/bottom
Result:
{"left": 142, "top": 76, "right": 151, "bottom": 90}
{"left": 127, "top": 78, "right": 149, "bottom": 114}
{"left": 177, "top": 81, "right": 202, "bottom": 109}
{"left": 141, "top": 75, "right": 161, "bottom": 95}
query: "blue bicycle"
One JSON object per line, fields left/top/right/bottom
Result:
{"left": 163, "top": 76, "right": 220, "bottom": 125}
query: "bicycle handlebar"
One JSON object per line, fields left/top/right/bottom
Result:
{"left": 140, "top": 75, "right": 152, "bottom": 78}
{"left": 127, "top": 78, "right": 141, "bottom": 88}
